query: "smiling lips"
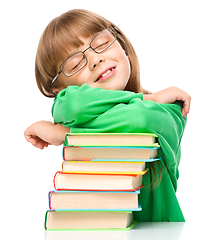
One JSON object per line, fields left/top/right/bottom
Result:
{"left": 95, "top": 66, "right": 116, "bottom": 82}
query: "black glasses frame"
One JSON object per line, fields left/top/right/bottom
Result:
{"left": 51, "top": 27, "right": 118, "bottom": 86}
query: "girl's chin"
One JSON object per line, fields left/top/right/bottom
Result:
{"left": 94, "top": 82, "right": 127, "bottom": 91}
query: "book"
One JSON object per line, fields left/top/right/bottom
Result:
{"left": 53, "top": 171, "right": 145, "bottom": 191}
{"left": 45, "top": 210, "right": 136, "bottom": 230}
{"left": 63, "top": 146, "right": 159, "bottom": 161}
{"left": 49, "top": 190, "right": 142, "bottom": 211}
{"left": 44, "top": 132, "right": 162, "bottom": 231}
{"left": 65, "top": 132, "right": 158, "bottom": 147}
{"left": 62, "top": 161, "right": 146, "bottom": 173}
{"left": 80, "top": 158, "right": 161, "bottom": 162}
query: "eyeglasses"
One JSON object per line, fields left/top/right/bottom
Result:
{"left": 51, "top": 27, "right": 117, "bottom": 86}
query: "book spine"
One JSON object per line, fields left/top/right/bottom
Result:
{"left": 63, "top": 147, "right": 65, "bottom": 160}
{"left": 44, "top": 211, "right": 49, "bottom": 230}
{"left": 53, "top": 171, "right": 61, "bottom": 191}
{"left": 64, "top": 133, "right": 69, "bottom": 146}
{"left": 48, "top": 191, "right": 55, "bottom": 210}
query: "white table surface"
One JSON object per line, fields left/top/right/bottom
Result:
{"left": 1, "top": 220, "right": 203, "bottom": 240}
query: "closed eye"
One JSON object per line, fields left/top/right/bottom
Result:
{"left": 94, "top": 41, "right": 109, "bottom": 51}
{"left": 71, "top": 58, "right": 85, "bottom": 71}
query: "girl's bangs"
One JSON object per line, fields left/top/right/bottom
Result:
{"left": 52, "top": 16, "right": 110, "bottom": 64}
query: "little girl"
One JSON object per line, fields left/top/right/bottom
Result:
{"left": 25, "top": 9, "right": 191, "bottom": 222}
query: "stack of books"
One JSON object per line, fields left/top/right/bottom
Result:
{"left": 45, "top": 133, "right": 160, "bottom": 231}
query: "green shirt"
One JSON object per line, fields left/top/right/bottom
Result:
{"left": 52, "top": 83, "right": 186, "bottom": 222}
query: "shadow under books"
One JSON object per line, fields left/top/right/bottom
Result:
{"left": 45, "top": 222, "right": 185, "bottom": 240}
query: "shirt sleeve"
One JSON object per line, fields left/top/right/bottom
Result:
{"left": 52, "top": 83, "right": 143, "bottom": 127}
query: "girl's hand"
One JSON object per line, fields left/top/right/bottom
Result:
{"left": 144, "top": 87, "right": 191, "bottom": 118}
{"left": 24, "top": 121, "right": 69, "bottom": 149}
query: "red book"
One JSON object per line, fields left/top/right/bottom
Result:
{"left": 53, "top": 171, "right": 146, "bottom": 191}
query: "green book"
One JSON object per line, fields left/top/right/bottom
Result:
{"left": 64, "top": 132, "right": 159, "bottom": 147}
{"left": 45, "top": 210, "right": 136, "bottom": 231}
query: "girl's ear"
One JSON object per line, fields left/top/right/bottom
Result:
{"left": 52, "top": 86, "right": 64, "bottom": 95}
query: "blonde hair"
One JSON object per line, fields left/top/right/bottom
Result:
{"left": 35, "top": 9, "right": 147, "bottom": 97}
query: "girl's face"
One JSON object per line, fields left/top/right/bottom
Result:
{"left": 53, "top": 34, "right": 131, "bottom": 93}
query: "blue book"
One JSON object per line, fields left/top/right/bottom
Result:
{"left": 48, "top": 189, "right": 142, "bottom": 211}
{"left": 63, "top": 145, "right": 160, "bottom": 161}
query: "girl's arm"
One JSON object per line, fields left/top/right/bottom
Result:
{"left": 52, "top": 84, "right": 142, "bottom": 127}
{"left": 25, "top": 84, "right": 190, "bottom": 149}
{"left": 52, "top": 84, "right": 190, "bottom": 129}
{"left": 143, "top": 86, "right": 191, "bottom": 118}
{"left": 24, "top": 121, "right": 69, "bottom": 149}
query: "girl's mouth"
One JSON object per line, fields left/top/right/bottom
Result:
{"left": 95, "top": 66, "right": 116, "bottom": 83}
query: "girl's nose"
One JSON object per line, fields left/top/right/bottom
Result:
{"left": 87, "top": 51, "right": 106, "bottom": 70}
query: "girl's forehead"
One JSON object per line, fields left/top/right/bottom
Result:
{"left": 54, "top": 34, "right": 94, "bottom": 65}
{"left": 66, "top": 37, "right": 87, "bottom": 57}
{"left": 60, "top": 30, "right": 100, "bottom": 57}
{"left": 52, "top": 22, "right": 107, "bottom": 63}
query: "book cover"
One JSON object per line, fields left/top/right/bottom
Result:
{"left": 48, "top": 189, "right": 142, "bottom": 211}
{"left": 45, "top": 210, "right": 137, "bottom": 231}
{"left": 53, "top": 171, "right": 146, "bottom": 191}
{"left": 87, "top": 157, "right": 161, "bottom": 162}
{"left": 65, "top": 132, "right": 158, "bottom": 147}
{"left": 63, "top": 146, "right": 159, "bottom": 161}
{"left": 62, "top": 161, "right": 147, "bottom": 173}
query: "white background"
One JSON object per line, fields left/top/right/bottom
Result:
{"left": 0, "top": 0, "right": 203, "bottom": 239}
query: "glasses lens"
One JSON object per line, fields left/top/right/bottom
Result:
{"left": 61, "top": 52, "right": 87, "bottom": 77}
{"left": 91, "top": 28, "right": 116, "bottom": 53}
